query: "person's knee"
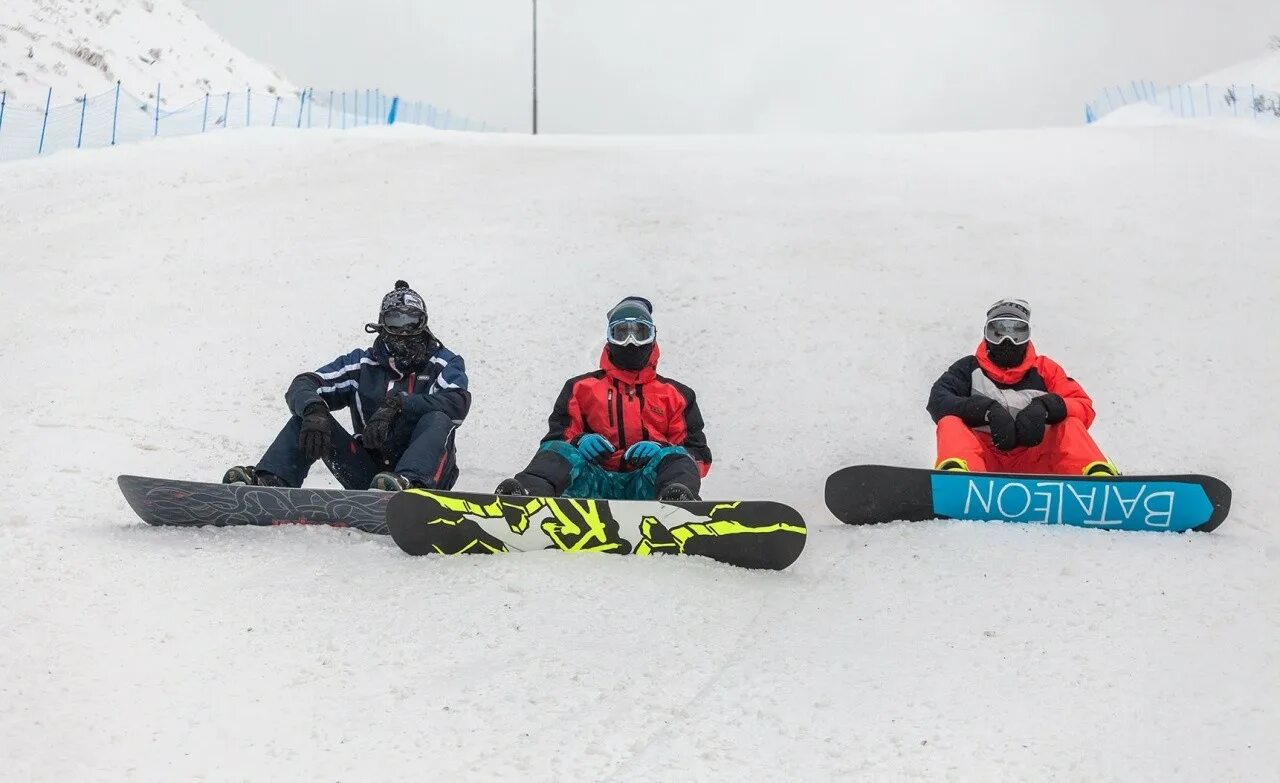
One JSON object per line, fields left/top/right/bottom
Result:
{"left": 410, "top": 409, "right": 453, "bottom": 437}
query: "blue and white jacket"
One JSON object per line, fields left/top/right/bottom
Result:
{"left": 285, "top": 337, "right": 470, "bottom": 440}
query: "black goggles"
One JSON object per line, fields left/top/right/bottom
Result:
{"left": 984, "top": 317, "right": 1030, "bottom": 345}
{"left": 381, "top": 308, "right": 427, "bottom": 336}
{"left": 606, "top": 318, "right": 656, "bottom": 346}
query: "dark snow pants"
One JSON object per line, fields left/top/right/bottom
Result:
{"left": 256, "top": 410, "right": 459, "bottom": 490}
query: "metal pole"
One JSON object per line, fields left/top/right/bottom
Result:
{"left": 77, "top": 93, "right": 87, "bottom": 148}
{"left": 223, "top": 91, "right": 231, "bottom": 128}
{"left": 38, "top": 87, "right": 52, "bottom": 154}
{"left": 342, "top": 92, "right": 347, "bottom": 129}
{"left": 202, "top": 93, "right": 210, "bottom": 132}
{"left": 0, "top": 91, "right": 8, "bottom": 138}
{"left": 532, "top": 0, "right": 539, "bottom": 134}
{"left": 154, "top": 83, "right": 161, "bottom": 136}
{"left": 328, "top": 90, "right": 334, "bottom": 128}
{"left": 271, "top": 95, "right": 281, "bottom": 127}
{"left": 247, "top": 87, "right": 252, "bottom": 127}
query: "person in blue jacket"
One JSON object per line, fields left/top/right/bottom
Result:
{"left": 223, "top": 280, "right": 469, "bottom": 491}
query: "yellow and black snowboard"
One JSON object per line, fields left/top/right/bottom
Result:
{"left": 386, "top": 490, "right": 807, "bottom": 570}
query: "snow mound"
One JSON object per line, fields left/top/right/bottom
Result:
{"left": 1194, "top": 49, "right": 1280, "bottom": 92}
{"left": 0, "top": 0, "right": 292, "bottom": 109}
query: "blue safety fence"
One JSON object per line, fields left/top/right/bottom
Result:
{"left": 1085, "top": 80, "right": 1280, "bottom": 124}
{"left": 0, "top": 83, "right": 500, "bottom": 162}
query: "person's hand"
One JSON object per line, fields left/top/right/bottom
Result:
{"left": 624, "top": 441, "right": 662, "bottom": 463}
{"left": 363, "top": 395, "right": 403, "bottom": 451}
{"left": 298, "top": 404, "right": 332, "bottom": 461}
{"left": 576, "top": 434, "right": 615, "bottom": 462}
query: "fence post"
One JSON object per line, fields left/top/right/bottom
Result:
{"left": 296, "top": 89, "right": 306, "bottom": 128}
{"left": 341, "top": 92, "right": 347, "bottom": 129}
{"left": 202, "top": 93, "right": 210, "bottom": 132}
{"left": 112, "top": 81, "right": 120, "bottom": 144}
{"left": 271, "top": 95, "right": 281, "bottom": 127}
{"left": 37, "top": 87, "right": 52, "bottom": 155}
{"left": 77, "top": 93, "right": 87, "bottom": 148}
{"left": 387, "top": 96, "right": 399, "bottom": 125}
{"left": 328, "top": 90, "right": 334, "bottom": 128}
{"left": 154, "top": 83, "right": 161, "bottom": 136}
{"left": 223, "top": 91, "right": 231, "bottom": 128}
{"left": 1204, "top": 84, "right": 1211, "bottom": 117}
{"left": 1186, "top": 84, "right": 1195, "bottom": 118}
{"left": 375, "top": 89, "right": 381, "bottom": 124}
{"left": 365, "top": 89, "right": 371, "bottom": 125}
{"left": 1103, "top": 87, "right": 1114, "bottom": 112}
{"left": 307, "top": 88, "right": 313, "bottom": 128}
{"left": 0, "top": 90, "right": 7, "bottom": 138}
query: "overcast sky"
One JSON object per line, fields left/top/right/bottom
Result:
{"left": 187, "top": 0, "right": 1280, "bottom": 133}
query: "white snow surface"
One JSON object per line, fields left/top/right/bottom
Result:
{"left": 1195, "top": 50, "right": 1280, "bottom": 92}
{"left": 0, "top": 0, "right": 292, "bottom": 109}
{"left": 1, "top": 125, "right": 1278, "bottom": 781}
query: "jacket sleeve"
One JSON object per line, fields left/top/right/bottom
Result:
{"left": 285, "top": 349, "right": 368, "bottom": 417}
{"left": 1038, "top": 358, "right": 1096, "bottom": 428}
{"left": 667, "top": 381, "right": 712, "bottom": 478}
{"left": 926, "top": 356, "right": 978, "bottom": 423}
{"left": 399, "top": 353, "right": 472, "bottom": 424}
{"left": 541, "top": 378, "right": 585, "bottom": 444}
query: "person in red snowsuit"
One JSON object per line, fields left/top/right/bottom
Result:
{"left": 496, "top": 296, "right": 712, "bottom": 501}
{"left": 926, "top": 298, "right": 1118, "bottom": 476}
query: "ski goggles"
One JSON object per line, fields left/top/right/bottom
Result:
{"left": 606, "top": 318, "right": 656, "bottom": 346}
{"left": 984, "top": 317, "right": 1031, "bottom": 345}
{"left": 380, "top": 308, "right": 427, "bottom": 336}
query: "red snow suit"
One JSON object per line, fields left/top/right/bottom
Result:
{"left": 542, "top": 345, "right": 712, "bottom": 477}
{"left": 926, "top": 342, "right": 1111, "bottom": 475}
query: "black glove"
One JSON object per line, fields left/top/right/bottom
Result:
{"left": 298, "top": 403, "right": 332, "bottom": 461}
{"left": 960, "top": 395, "right": 997, "bottom": 427}
{"left": 986, "top": 403, "right": 1018, "bottom": 452}
{"left": 362, "top": 395, "right": 403, "bottom": 451}
{"left": 1014, "top": 401, "right": 1049, "bottom": 447}
{"left": 1015, "top": 394, "right": 1068, "bottom": 448}
{"left": 1038, "top": 393, "right": 1068, "bottom": 424}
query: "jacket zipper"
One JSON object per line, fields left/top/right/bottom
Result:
{"left": 607, "top": 387, "right": 615, "bottom": 426}
{"left": 614, "top": 381, "right": 627, "bottom": 449}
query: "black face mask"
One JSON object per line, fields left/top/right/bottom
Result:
{"left": 986, "top": 339, "right": 1028, "bottom": 368}
{"left": 607, "top": 342, "right": 654, "bottom": 371}
{"left": 383, "top": 333, "right": 432, "bottom": 370}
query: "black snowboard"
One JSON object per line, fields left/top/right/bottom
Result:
{"left": 387, "top": 489, "right": 808, "bottom": 570}
{"left": 825, "top": 465, "right": 1231, "bottom": 533}
{"left": 117, "top": 475, "right": 390, "bottom": 534}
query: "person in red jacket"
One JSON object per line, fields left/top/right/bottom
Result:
{"left": 926, "top": 298, "right": 1119, "bottom": 476}
{"left": 496, "top": 296, "right": 711, "bottom": 501}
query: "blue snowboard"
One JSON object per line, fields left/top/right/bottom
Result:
{"left": 825, "top": 465, "right": 1231, "bottom": 532}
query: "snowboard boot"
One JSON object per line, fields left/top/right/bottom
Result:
{"left": 658, "top": 483, "right": 700, "bottom": 502}
{"left": 495, "top": 478, "right": 531, "bottom": 496}
{"left": 370, "top": 472, "right": 413, "bottom": 491}
{"left": 1083, "top": 461, "right": 1121, "bottom": 477}
{"left": 222, "top": 466, "right": 287, "bottom": 487}
{"left": 935, "top": 458, "right": 970, "bottom": 472}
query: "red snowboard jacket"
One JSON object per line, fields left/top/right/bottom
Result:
{"left": 927, "top": 341, "right": 1097, "bottom": 427}
{"left": 541, "top": 345, "right": 712, "bottom": 476}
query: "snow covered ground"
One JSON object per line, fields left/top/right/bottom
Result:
{"left": 1, "top": 124, "right": 1277, "bottom": 781}
{"left": 0, "top": 0, "right": 292, "bottom": 109}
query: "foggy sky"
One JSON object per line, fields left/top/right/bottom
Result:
{"left": 186, "top": 0, "right": 1280, "bottom": 133}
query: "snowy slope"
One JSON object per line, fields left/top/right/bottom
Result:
{"left": 0, "top": 0, "right": 292, "bottom": 108}
{"left": 0, "top": 125, "right": 1277, "bottom": 781}
{"left": 1194, "top": 49, "right": 1280, "bottom": 91}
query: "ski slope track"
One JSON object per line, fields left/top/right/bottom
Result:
{"left": 1, "top": 125, "right": 1277, "bottom": 781}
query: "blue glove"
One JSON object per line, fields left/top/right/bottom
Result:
{"left": 576, "top": 433, "right": 615, "bottom": 462}
{"left": 624, "top": 441, "right": 663, "bottom": 463}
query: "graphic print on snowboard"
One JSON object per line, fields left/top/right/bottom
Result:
{"left": 824, "top": 465, "right": 1230, "bottom": 532}
{"left": 387, "top": 489, "right": 807, "bottom": 570}
{"left": 118, "top": 475, "right": 390, "bottom": 534}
